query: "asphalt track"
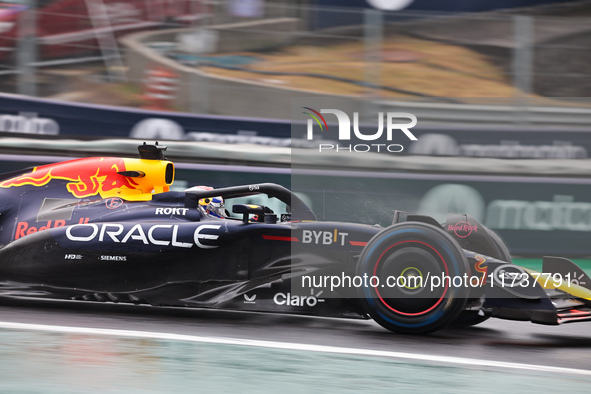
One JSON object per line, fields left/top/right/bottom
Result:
{"left": 3, "top": 296, "right": 591, "bottom": 368}
{"left": 1, "top": 296, "right": 591, "bottom": 393}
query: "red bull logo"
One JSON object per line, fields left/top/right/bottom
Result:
{"left": 15, "top": 217, "right": 90, "bottom": 240}
{"left": 0, "top": 157, "right": 140, "bottom": 199}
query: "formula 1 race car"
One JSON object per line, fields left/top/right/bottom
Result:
{"left": 0, "top": 143, "right": 590, "bottom": 334}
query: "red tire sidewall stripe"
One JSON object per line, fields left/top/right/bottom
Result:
{"left": 372, "top": 240, "right": 450, "bottom": 316}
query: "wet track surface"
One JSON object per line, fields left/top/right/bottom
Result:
{"left": 1, "top": 298, "right": 591, "bottom": 373}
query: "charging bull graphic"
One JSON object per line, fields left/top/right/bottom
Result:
{"left": 0, "top": 157, "right": 140, "bottom": 199}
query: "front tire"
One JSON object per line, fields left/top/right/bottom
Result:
{"left": 357, "top": 222, "right": 469, "bottom": 334}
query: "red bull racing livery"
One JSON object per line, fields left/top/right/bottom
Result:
{"left": 0, "top": 143, "right": 590, "bottom": 334}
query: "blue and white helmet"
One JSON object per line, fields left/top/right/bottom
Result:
{"left": 187, "top": 185, "right": 225, "bottom": 218}
{"left": 199, "top": 195, "right": 225, "bottom": 218}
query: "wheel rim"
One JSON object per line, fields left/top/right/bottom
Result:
{"left": 372, "top": 240, "right": 449, "bottom": 316}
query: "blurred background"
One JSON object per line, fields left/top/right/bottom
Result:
{"left": 2, "top": 1, "right": 591, "bottom": 392}
{"left": 2, "top": 0, "right": 591, "bottom": 115}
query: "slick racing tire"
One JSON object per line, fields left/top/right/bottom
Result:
{"left": 357, "top": 222, "right": 470, "bottom": 334}
{"left": 453, "top": 227, "right": 512, "bottom": 328}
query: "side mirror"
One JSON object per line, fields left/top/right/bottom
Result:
{"left": 232, "top": 204, "right": 275, "bottom": 224}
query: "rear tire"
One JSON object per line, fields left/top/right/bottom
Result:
{"left": 357, "top": 222, "right": 470, "bottom": 334}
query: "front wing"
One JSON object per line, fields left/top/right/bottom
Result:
{"left": 481, "top": 256, "right": 591, "bottom": 325}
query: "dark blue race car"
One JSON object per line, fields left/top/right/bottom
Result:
{"left": 0, "top": 143, "right": 590, "bottom": 334}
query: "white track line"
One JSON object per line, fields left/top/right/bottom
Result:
{"left": 0, "top": 321, "right": 589, "bottom": 377}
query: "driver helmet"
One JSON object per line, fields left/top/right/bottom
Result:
{"left": 199, "top": 195, "right": 225, "bottom": 218}
{"left": 188, "top": 185, "right": 225, "bottom": 218}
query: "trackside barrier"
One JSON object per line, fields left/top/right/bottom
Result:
{"left": 372, "top": 100, "right": 591, "bottom": 128}
{"left": 2, "top": 94, "right": 591, "bottom": 161}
